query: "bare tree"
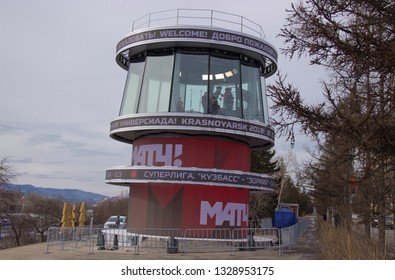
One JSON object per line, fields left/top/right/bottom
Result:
{"left": 0, "top": 156, "right": 15, "bottom": 187}
{"left": 23, "top": 194, "right": 64, "bottom": 242}
{"left": 93, "top": 195, "right": 129, "bottom": 225}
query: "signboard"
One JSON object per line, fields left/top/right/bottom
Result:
{"left": 106, "top": 166, "right": 274, "bottom": 191}
{"left": 115, "top": 26, "right": 277, "bottom": 76}
{"left": 110, "top": 113, "right": 275, "bottom": 148}
{"left": 117, "top": 27, "right": 278, "bottom": 61}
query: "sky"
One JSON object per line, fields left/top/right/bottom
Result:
{"left": 0, "top": 0, "right": 325, "bottom": 197}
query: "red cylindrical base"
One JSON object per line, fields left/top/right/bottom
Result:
{"left": 127, "top": 136, "right": 250, "bottom": 231}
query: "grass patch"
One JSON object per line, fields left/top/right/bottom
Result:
{"left": 317, "top": 221, "right": 386, "bottom": 259}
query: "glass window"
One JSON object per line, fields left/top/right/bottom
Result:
{"left": 170, "top": 51, "right": 209, "bottom": 113}
{"left": 208, "top": 55, "right": 242, "bottom": 117}
{"left": 261, "top": 76, "right": 269, "bottom": 124}
{"left": 138, "top": 54, "right": 174, "bottom": 113}
{"left": 119, "top": 60, "right": 145, "bottom": 115}
{"left": 119, "top": 49, "right": 269, "bottom": 124}
{"left": 241, "top": 64, "right": 264, "bottom": 122}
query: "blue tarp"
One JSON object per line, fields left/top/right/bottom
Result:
{"left": 272, "top": 208, "right": 298, "bottom": 229}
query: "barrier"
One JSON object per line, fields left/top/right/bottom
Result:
{"left": 45, "top": 218, "right": 311, "bottom": 256}
{"left": 46, "top": 226, "right": 94, "bottom": 254}
{"left": 280, "top": 218, "right": 310, "bottom": 251}
{"left": 232, "top": 227, "right": 281, "bottom": 255}
{"left": 183, "top": 228, "right": 232, "bottom": 254}
{"left": 132, "top": 228, "right": 183, "bottom": 255}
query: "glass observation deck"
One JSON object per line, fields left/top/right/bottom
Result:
{"left": 119, "top": 48, "right": 270, "bottom": 124}
{"left": 111, "top": 9, "right": 278, "bottom": 149}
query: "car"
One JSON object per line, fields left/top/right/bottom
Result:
{"left": 104, "top": 215, "right": 127, "bottom": 229}
{"left": 371, "top": 218, "right": 378, "bottom": 228}
{"left": 385, "top": 216, "right": 393, "bottom": 230}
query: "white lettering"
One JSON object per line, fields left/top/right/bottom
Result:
{"left": 132, "top": 144, "right": 183, "bottom": 166}
{"left": 200, "top": 201, "right": 248, "bottom": 226}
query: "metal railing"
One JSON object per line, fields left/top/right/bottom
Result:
{"left": 280, "top": 218, "right": 310, "bottom": 250}
{"left": 45, "top": 218, "right": 311, "bottom": 256}
{"left": 130, "top": 9, "right": 265, "bottom": 39}
{"left": 183, "top": 228, "right": 232, "bottom": 254}
{"left": 232, "top": 227, "right": 281, "bottom": 255}
{"left": 45, "top": 226, "right": 96, "bottom": 254}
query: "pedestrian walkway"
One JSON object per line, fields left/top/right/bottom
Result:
{"left": 282, "top": 216, "right": 322, "bottom": 260}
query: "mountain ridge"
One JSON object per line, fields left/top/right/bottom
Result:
{"left": 2, "top": 184, "right": 108, "bottom": 203}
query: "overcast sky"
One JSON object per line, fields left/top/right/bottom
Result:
{"left": 0, "top": 0, "right": 325, "bottom": 197}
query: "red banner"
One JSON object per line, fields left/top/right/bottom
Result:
{"left": 131, "top": 136, "right": 250, "bottom": 170}
{"left": 127, "top": 136, "right": 250, "bottom": 231}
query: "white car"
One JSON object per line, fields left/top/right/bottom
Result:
{"left": 104, "top": 216, "right": 127, "bottom": 229}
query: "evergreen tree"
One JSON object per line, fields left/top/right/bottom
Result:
{"left": 249, "top": 149, "right": 279, "bottom": 220}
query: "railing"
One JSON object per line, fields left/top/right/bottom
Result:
{"left": 45, "top": 218, "right": 310, "bottom": 256}
{"left": 233, "top": 227, "right": 281, "bottom": 255}
{"left": 45, "top": 226, "right": 96, "bottom": 254}
{"left": 280, "top": 218, "right": 310, "bottom": 251}
{"left": 130, "top": 9, "right": 265, "bottom": 39}
{"left": 183, "top": 228, "right": 233, "bottom": 254}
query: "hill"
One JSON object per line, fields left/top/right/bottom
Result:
{"left": 3, "top": 184, "right": 108, "bottom": 203}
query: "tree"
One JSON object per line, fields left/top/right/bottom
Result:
{"left": 276, "top": 154, "right": 314, "bottom": 216}
{"left": 0, "top": 189, "right": 27, "bottom": 246}
{"left": 268, "top": 0, "right": 395, "bottom": 253}
{"left": 249, "top": 149, "right": 279, "bottom": 220}
{"left": 93, "top": 194, "right": 129, "bottom": 225}
{"left": 23, "top": 193, "right": 64, "bottom": 242}
{"left": 0, "top": 156, "right": 15, "bottom": 187}
{"left": 269, "top": 0, "right": 394, "bottom": 150}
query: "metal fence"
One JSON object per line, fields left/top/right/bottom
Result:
{"left": 45, "top": 218, "right": 311, "bottom": 256}
{"left": 280, "top": 218, "right": 310, "bottom": 251}
{"left": 232, "top": 227, "right": 281, "bottom": 255}
{"left": 45, "top": 226, "right": 96, "bottom": 254}
{"left": 131, "top": 9, "right": 266, "bottom": 39}
{"left": 183, "top": 228, "right": 232, "bottom": 254}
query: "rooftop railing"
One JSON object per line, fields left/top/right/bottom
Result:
{"left": 131, "top": 9, "right": 266, "bottom": 39}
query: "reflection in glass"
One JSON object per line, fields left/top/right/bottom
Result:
{"left": 261, "top": 76, "right": 269, "bottom": 124}
{"left": 241, "top": 64, "right": 264, "bottom": 122}
{"left": 119, "top": 60, "right": 145, "bottom": 115}
{"left": 138, "top": 55, "right": 173, "bottom": 113}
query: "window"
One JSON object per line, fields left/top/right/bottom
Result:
{"left": 138, "top": 54, "right": 174, "bottom": 113}
{"left": 170, "top": 51, "right": 209, "bottom": 113}
{"left": 261, "top": 76, "right": 269, "bottom": 124}
{"left": 119, "top": 59, "right": 145, "bottom": 115}
{"left": 118, "top": 48, "right": 269, "bottom": 124}
{"left": 208, "top": 54, "right": 241, "bottom": 117}
{"left": 241, "top": 64, "right": 264, "bottom": 122}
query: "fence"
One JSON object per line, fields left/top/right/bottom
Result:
{"left": 45, "top": 226, "right": 95, "bottom": 254}
{"left": 45, "top": 218, "right": 311, "bottom": 256}
{"left": 280, "top": 218, "right": 310, "bottom": 251}
{"left": 183, "top": 228, "right": 233, "bottom": 254}
{"left": 130, "top": 9, "right": 266, "bottom": 39}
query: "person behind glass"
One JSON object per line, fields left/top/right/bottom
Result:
{"left": 176, "top": 97, "right": 184, "bottom": 112}
{"left": 209, "top": 97, "right": 222, "bottom": 115}
{"left": 201, "top": 91, "right": 212, "bottom": 113}
{"left": 223, "top": 87, "right": 234, "bottom": 115}
{"left": 213, "top": 86, "right": 223, "bottom": 100}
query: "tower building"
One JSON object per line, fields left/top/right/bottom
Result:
{"left": 105, "top": 10, "right": 278, "bottom": 234}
